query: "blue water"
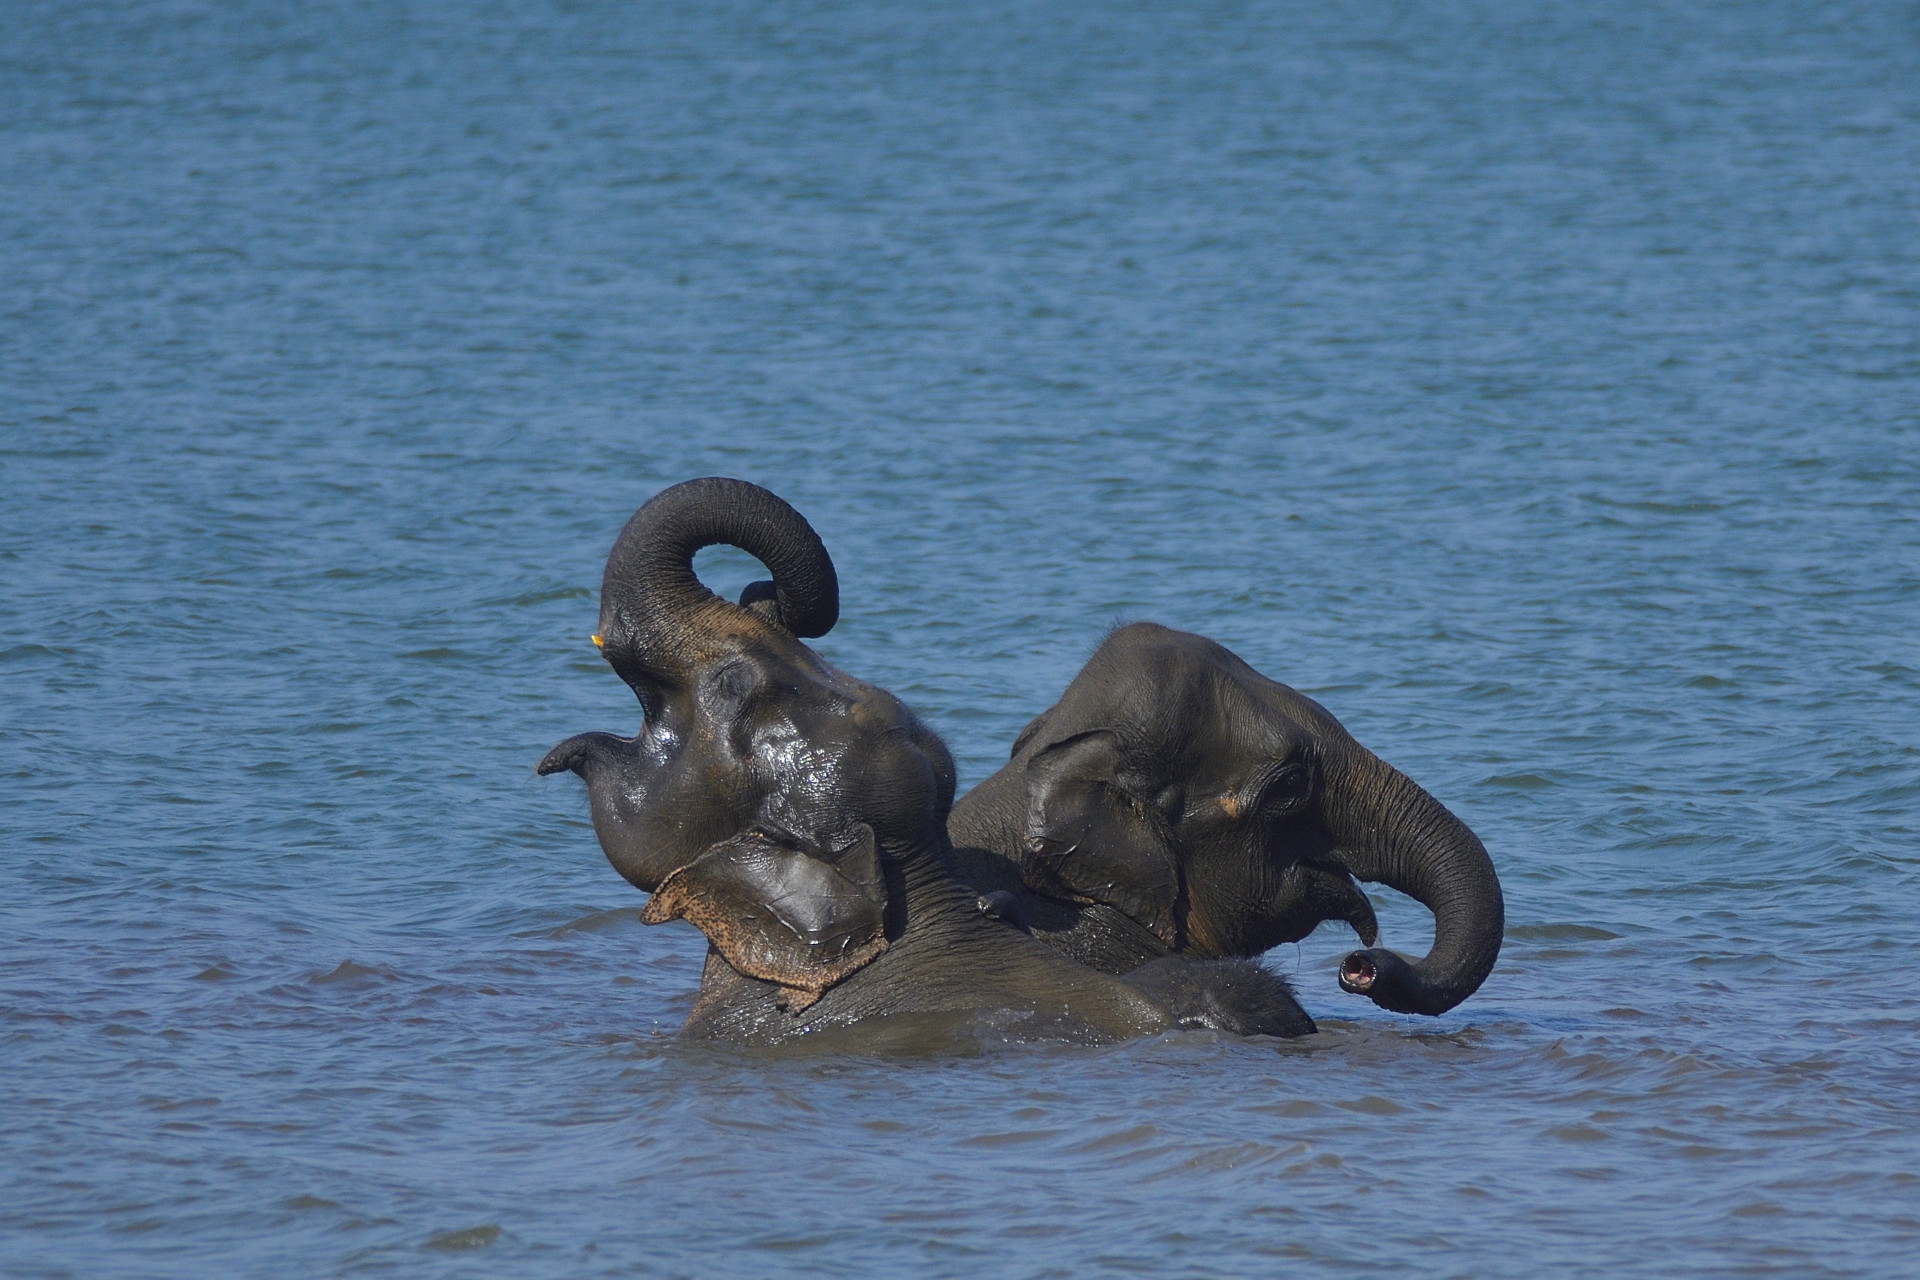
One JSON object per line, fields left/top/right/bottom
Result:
{"left": 4, "top": 1, "right": 1918, "bottom": 1275}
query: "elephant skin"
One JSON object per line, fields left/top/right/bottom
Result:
{"left": 947, "top": 623, "right": 1504, "bottom": 1017}
{"left": 540, "top": 480, "right": 1313, "bottom": 1044}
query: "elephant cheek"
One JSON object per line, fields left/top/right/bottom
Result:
{"left": 1178, "top": 900, "right": 1230, "bottom": 959}
{"left": 587, "top": 767, "right": 723, "bottom": 893}
{"left": 1022, "top": 808, "right": 1181, "bottom": 948}
{"left": 1175, "top": 862, "right": 1266, "bottom": 958}
{"left": 588, "top": 806, "right": 677, "bottom": 892}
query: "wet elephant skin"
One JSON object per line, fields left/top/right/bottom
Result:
{"left": 948, "top": 623, "right": 1505, "bottom": 1017}
{"left": 539, "top": 480, "right": 1314, "bottom": 1043}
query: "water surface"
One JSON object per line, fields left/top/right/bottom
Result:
{"left": 4, "top": 1, "right": 1918, "bottom": 1275}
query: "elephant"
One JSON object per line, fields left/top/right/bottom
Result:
{"left": 537, "top": 479, "right": 1314, "bottom": 1044}
{"left": 946, "top": 622, "right": 1504, "bottom": 1016}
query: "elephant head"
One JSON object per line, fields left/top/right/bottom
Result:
{"left": 537, "top": 478, "right": 957, "bottom": 1009}
{"left": 948, "top": 622, "right": 1503, "bottom": 1016}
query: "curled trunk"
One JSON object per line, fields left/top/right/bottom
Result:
{"left": 1323, "top": 748, "right": 1503, "bottom": 1015}
{"left": 596, "top": 477, "right": 838, "bottom": 689}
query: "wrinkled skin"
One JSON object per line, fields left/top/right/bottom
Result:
{"left": 539, "top": 480, "right": 1312, "bottom": 1043}
{"left": 948, "top": 623, "right": 1504, "bottom": 1016}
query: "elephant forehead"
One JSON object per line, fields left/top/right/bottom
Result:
{"left": 1147, "top": 692, "right": 1311, "bottom": 785}
{"left": 1062, "top": 658, "right": 1286, "bottom": 759}
{"left": 1087, "top": 624, "right": 1337, "bottom": 742}
{"left": 1176, "top": 667, "right": 1339, "bottom": 770}
{"left": 1214, "top": 685, "right": 1318, "bottom": 758}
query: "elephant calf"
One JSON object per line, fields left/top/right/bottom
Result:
{"left": 949, "top": 623, "right": 1505, "bottom": 1017}
{"left": 539, "top": 479, "right": 1312, "bottom": 1044}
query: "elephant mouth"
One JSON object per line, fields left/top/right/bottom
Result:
{"left": 1338, "top": 952, "right": 1377, "bottom": 994}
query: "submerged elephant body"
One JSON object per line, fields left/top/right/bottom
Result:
{"left": 948, "top": 623, "right": 1505, "bottom": 1016}
{"left": 539, "top": 480, "right": 1313, "bottom": 1045}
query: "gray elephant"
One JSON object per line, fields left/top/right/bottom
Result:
{"left": 947, "top": 623, "right": 1504, "bottom": 1016}
{"left": 538, "top": 480, "right": 1312, "bottom": 1044}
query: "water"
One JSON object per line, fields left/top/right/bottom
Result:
{"left": 4, "top": 0, "right": 1918, "bottom": 1274}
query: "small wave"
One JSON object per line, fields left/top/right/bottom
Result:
{"left": 308, "top": 959, "right": 400, "bottom": 985}
{"left": 1508, "top": 923, "right": 1622, "bottom": 942}
{"left": 539, "top": 906, "right": 649, "bottom": 937}
{"left": 423, "top": 1225, "right": 500, "bottom": 1251}
{"left": 0, "top": 643, "right": 61, "bottom": 664}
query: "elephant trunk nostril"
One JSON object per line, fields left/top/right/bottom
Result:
{"left": 1338, "top": 952, "right": 1377, "bottom": 993}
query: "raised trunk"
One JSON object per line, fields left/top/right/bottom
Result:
{"left": 596, "top": 477, "right": 838, "bottom": 689}
{"left": 1323, "top": 748, "right": 1503, "bottom": 1015}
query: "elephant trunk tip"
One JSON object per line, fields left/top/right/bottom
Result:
{"left": 1338, "top": 950, "right": 1379, "bottom": 994}
{"left": 535, "top": 744, "right": 579, "bottom": 777}
{"left": 537, "top": 732, "right": 617, "bottom": 778}
{"left": 1338, "top": 947, "right": 1470, "bottom": 1017}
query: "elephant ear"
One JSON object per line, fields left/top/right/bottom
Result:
{"left": 1022, "top": 730, "right": 1182, "bottom": 948}
{"left": 1008, "top": 709, "right": 1054, "bottom": 759}
{"left": 640, "top": 824, "right": 889, "bottom": 1012}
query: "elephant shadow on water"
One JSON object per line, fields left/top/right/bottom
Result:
{"left": 538, "top": 479, "right": 1501, "bottom": 1047}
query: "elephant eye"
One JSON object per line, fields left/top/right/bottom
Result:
{"left": 1252, "top": 762, "right": 1312, "bottom": 816}
{"left": 705, "top": 658, "right": 767, "bottom": 705}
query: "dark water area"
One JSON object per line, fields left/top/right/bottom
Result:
{"left": 4, "top": 1, "right": 1918, "bottom": 1274}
